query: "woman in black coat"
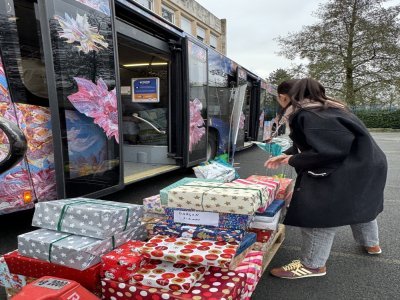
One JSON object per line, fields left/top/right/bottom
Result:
{"left": 265, "top": 78, "right": 387, "bottom": 279}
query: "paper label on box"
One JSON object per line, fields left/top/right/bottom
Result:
{"left": 174, "top": 210, "right": 219, "bottom": 227}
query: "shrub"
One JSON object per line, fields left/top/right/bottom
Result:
{"left": 354, "top": 109, "right": 400, "bottom": 129}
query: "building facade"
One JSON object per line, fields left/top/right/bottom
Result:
{"left": 133, "top": 0, "right": 227, "bottom": 55}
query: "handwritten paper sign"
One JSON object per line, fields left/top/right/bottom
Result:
{"left": 174, "top": 210, "right": 220, "bottom": 227}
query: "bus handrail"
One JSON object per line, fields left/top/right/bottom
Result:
{"left": 132, "top": 113, "right": 166, "bottom": 135}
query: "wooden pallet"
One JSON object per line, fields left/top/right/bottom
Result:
{"left": 261, "top": 224, "right": 286, "bottom": 272}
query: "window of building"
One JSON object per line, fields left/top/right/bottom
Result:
{"left": 134, "top": 0, "right": 153, "bottom": 10}
{"left": 181, "top": 15, "right": 192, "bottom": 34}
{"left": 196, "top": 26, "right": 206, "bottom": 42}
{"left": 210, "top": 34, "right": 218, "bottom": 49}
{"left": 161, "top": 5, "right": 175, "bottom": 24}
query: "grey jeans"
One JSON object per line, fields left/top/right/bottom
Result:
{"left": 301, "top": 219, "right": 379, "bottom": 268}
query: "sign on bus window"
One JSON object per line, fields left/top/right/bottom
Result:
{"left": 131, "top": 77, "right": 160, "bottom": 103}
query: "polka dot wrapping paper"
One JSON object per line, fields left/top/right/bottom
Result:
{"left": 140, "top": 235, "right": 238, "bottom": 268}
{"left": 101, "top": 241, "right": 147, "bottom": 282}
{"left": 101, "top": 266, "right": 246, "bottom": 300}
{"left": 129, "top": 259, "right": 208, "bottom": 293}
{"left": 4, "top": 250, "right": 101, "bottom": 294}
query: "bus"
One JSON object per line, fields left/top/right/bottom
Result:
{"left": 0, "top": 0, "right": 278, "bottom": 215}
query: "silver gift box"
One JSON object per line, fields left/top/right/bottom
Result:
{"left": 17, "top": 228, "right": 139, "bottom": 270}
{"left": 32, "top": 198, "right": 144, "bottom": 239}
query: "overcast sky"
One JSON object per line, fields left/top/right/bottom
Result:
{"left": 195, "top": 0, "right": 323, "bottom": 79}
{"left": 195, "top": 0, "right": 398, "bottom": 79}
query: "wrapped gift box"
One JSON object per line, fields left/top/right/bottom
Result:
{"left": 4, "top": 250, "right": 100, "bottom": 293}
{"left": 248, "top": 228, "right": 275, "bottom": 244}
{"left": 234, "top": 251, "right": 263, "bottom": 300}
{"left": 143, "top": 195, "right": 164, "bottom": 215}
{"left": 18, "top": 228, "right": 136, "bottom": 270}
{"left": 235, "top": 232, "right": 257, "bottom": 257}
{"left": 101, "top": 241, "right": 146, "bottom": 282}
{"left": 0, "top": 255, "right": 34, "bottom": 290}
{"left": 130, "top": 259, "right": 207, "bottom": 292}
{"left": 101, "top": 266, "right": 246, "bottom": 300}
{"left": 160, "top": 178, "right": 223, "bottom": 206}
{"left": 32, "top": 198, "right": 143, "bottom": 239}
{"left": 251, "top": 210, "right": 281, "bottom": 231}
{"left": 257, "top": 199, "right": 285, "bottom": 217}
{"left": 167, "top": 181, "right": 268, "bottom": 215}
{"left": 153, "top": 222, "right": 245, "bottom": 243}
{"left": 164, "top": 207, "right": 251, "bottom": 230}
{"left": 140, "top": 235, "right": 238, "bottom": 268}
{"left": 247, "top": 175, "right": 294, "bottom": 200}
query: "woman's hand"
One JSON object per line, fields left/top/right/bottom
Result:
{"left": 264, "top": 154, "right": 292, "bottom": 169}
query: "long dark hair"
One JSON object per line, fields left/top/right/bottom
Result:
{"left": 287, "top": 78, "right": 347, "bottom": 110}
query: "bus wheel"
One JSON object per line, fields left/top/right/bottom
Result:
{"left": 207, "top": 130, "right": 218, "bottom": 161}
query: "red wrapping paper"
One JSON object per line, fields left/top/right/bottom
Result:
{"left": 101, "top": 241, "right": 146, "bottom": 282}
{"left": 4, "top": 250, "right": 101, "bottom": 294}
{"left": 140, "top": 235, "right": 238, "bottom": 268}
{"left": 246, "top": 175, "right": 293, "bottom": 200}
{"left": 234, "top": 251, "right": 263, "bottom": 300}
{"left": 130, "top": 260, "right": 207, "bottom": 292}
{"left": 248, "top": 228, "right": 274, "bottom": 243}
{"left": 101, "top": 266, "right": 246, "bottom": 300}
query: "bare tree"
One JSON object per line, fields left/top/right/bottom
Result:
{"left": 277, "top": 0, "right": 400, "bottom": 107}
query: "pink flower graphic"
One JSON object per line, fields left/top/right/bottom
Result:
{"left": 55, "top": 13, "right": 108, "bottom": 54}
{"left": 189, "top": 98, "right": 205, "bottom": 152}
{"left": 67, "top": 77, "right": 119, "bottom": 143}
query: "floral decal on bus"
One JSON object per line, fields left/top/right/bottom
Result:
{"left": 54, "top": 13, "right": 108, "bottom": 54}
{"left": 68, "top": 77, "right": 119, "bottom": 143}
{"left": 0, "top": 57, "right": 10, "bottom": 104}
{"left": 189, "top": 98, "right": 205, "bottom": 152}
{"left": 75, "top": 0, "right": 111, "bottom": 16}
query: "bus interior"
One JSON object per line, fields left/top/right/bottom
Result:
{"left": 117, "top": 34, "right": 179, "bottom": 184}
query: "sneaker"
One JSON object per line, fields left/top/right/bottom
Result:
{"left": 365, "top": 245, "right": 382, "bottom": 255}
{"left": 270, "top": 260, "right": 326, "bottom": 279}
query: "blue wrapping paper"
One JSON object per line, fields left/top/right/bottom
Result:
{"left": 164, "top": 207, "right": 252, "bottom": 230}
{"left": 235, "top": 232, "right": 257, "bottom": 257}
{"left": 256, "top": 199, "right": 285, "bottom": 217}
{"left": 152, "top": 222, "right": 245, "bottom": 243}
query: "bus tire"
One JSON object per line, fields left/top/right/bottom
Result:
{"left": 207, "top": 130, "right": 218, "bottom": 161}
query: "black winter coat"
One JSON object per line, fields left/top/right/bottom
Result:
{"left": 283, "top": 107, "right": 387, "bottom": 228}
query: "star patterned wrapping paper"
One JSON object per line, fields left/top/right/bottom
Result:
{"left": 130, "top": 259, "right": 208, "bottom": 293}
{"left": 160, "top": 178, "right": 223, "bottom": 206}
{"left": 167, "top": 182, "right": 268, "bottom": 215}
{"left": 152, "top": 222, "right": 245, "bottom": 243}
{"left": 139, "top": 235, "right": 238, "bottom": 268}
{"left": 143, "top": 195, "right": 165, "bottom": 215}
{"left": 18, "top": 228, "right": 137, "bottom": 270}
{"left": 4, "top": 250, "right": 101, "bottom": 293}
{"left": 101, "top": 241, "right": 146, "bottom": 282}
{"left": 101, "top": 266, "right": 246, "bottom": 300}
{"left": 164, "top": 207, "right": 252, "bottom": 230}
{"left": 232, "top": 178, "right": 278, "bottom": 213}
{"left": 246, "top": 175, "right": 294, "bottom": 200}
{"left": 32, "top": 198, "right": 144, "bottom": 239}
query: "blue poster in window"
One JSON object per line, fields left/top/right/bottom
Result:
{"left": 131, "top": 77, "right": 160, "bottom": 103}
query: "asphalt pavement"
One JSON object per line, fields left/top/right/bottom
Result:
{"left": 0, "top": 132, "right": 399, "bottom": 300}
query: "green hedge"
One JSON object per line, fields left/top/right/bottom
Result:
{"left": 354, "top": 109, "right": 400, "bottom": 129}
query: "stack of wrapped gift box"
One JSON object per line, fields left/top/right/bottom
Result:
{"left": 99, "top": 178, "right": 274, "bottom": 299}
{"left": 2, "top": 198, "right": 145, "bottom": 297}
